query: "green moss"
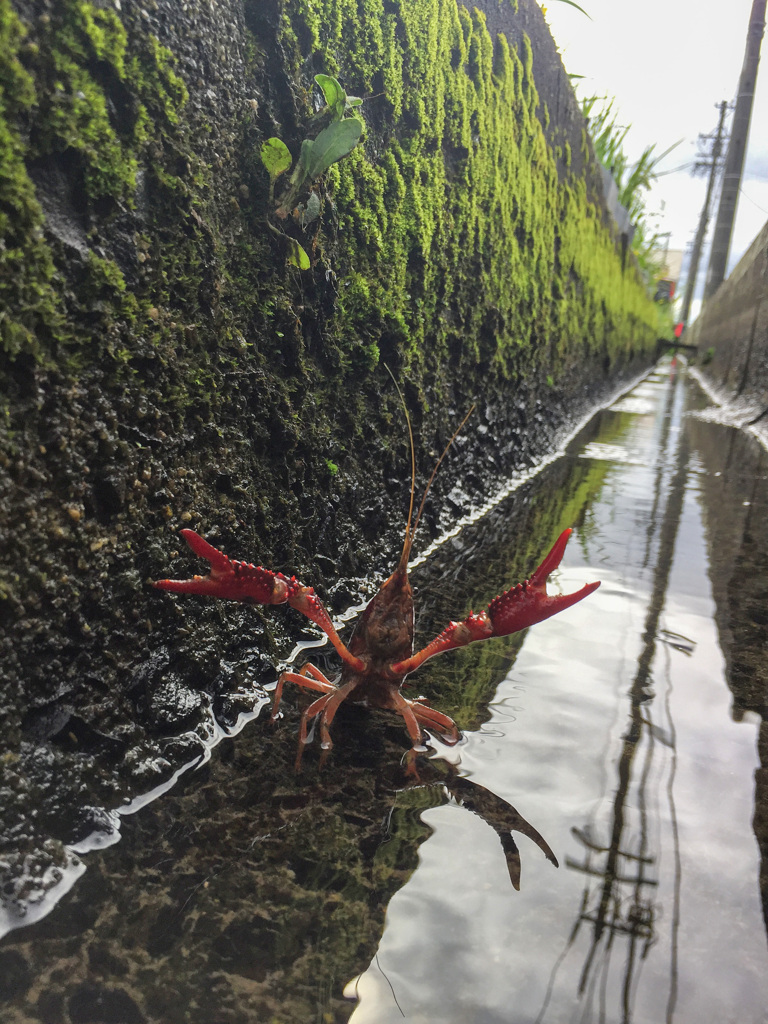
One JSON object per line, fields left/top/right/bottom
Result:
{"left": 130, "top": 33, "right": 189, "bottom": 125}
{"left": 0, "top": 3, "right": 34, "bottom": 113}
{"left": 31, "top": 0, "right": 187, "bottom": 206}
{"left": 0, "top": 2, "right": 63, "bottom": 361}
{"left": 0, "top": 0, "right": 188, "bottom": 363}
{"left": 2, "top": 0, "right": 659, "bottom": 463}
{"left": 4, "top": 0, "right": 656, "bottom": 388}
{"left": 276, "top": 0, "right": 657, "bottom": 383}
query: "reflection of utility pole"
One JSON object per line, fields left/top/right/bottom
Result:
{"left": 551, "top": 370, "right": 689, "bottom": 1024}
{"left": 703, "top": 0, "right": 767, "bottom": 301}
{"left": 567, "top": 824, "right": 658, "bottom": 987}
{"left": 679, "top": 102, "right": 729, "bottom": 326}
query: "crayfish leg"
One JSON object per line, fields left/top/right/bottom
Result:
{"left": 392, "top": 692, "right": 426, "bottom": 747}
{"left": 296, "top": 692, "right": 333, "bottom": 771}
{"left": 391, "top": 693, "right": 428, "bottom": 781}
{"left": 395, "top": 696, "right": 461, "bottom": 780}
{"left": 410, "top": 700, "right": 461, "bottom": 745}
{"left": 294, "top": 679, "right": 359, "bottom": 771}
{"left": 271, "top": 664, "right": 335, "bottom": 722}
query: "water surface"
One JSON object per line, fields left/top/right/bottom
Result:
{"left": 349, "top": 360, "right": 768, "bottom": 1023}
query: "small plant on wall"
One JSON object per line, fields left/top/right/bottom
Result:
{"left": 260, "top": 75, "right": 364, "bottom": 269}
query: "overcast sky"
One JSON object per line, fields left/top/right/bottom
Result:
{"left": 541, "top": 0, "right": 768, "bottom": 306}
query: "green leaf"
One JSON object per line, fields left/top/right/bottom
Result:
{"left": 305, "top": 119, "right": 363, "bottom": 180}
{"left": 260, "top": 137, "right": 292, "bottom": 179}
{"left": 315, "top": 74, "right": 346, "bottom": 120}
{"left": 552, "top": 0, "right": 591, "bottom": 17}
{"left": 286, "top": 238, "right": 310, "bottom": 270}
{"left": 299, "top": 191, "right": 321, "bottom": 229}
{"left": 289, "top": 137, "right": 315, "bottom": 191}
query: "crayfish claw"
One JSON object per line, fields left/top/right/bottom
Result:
{"left": 153, "top": 530, "right": 290, "bottom": 605}
{"left": 487, "top": 529, "right": 599, "bottom": 637}
{"left": 177, "top": 528, "right": 230, "bottom": 571}
{"left": 529, "top": 527, "right": 572, "bottom": 587}
{"left": 390, "top": 528, "right": 599, "bottom": 676}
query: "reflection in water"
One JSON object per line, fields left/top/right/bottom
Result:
{"left": 556, "top": 360, "right": 690, "bottom": 1022}
{"left": 3, "top": 361, "right": 768, "bottom": 1024}
{"left": 685, "top": 406, "right": 768, "bottom": 937}
{"left": 0, "top": 716, "right": 561, "bottom": 1024}
{"left": 444, "top": 773, "right": 558, "bottom": 889}
{"left": 349, "top": 362, "right": 768, "bottom": 1024}
{"left": 362, "top": 755, "right": 559, "bottom": 895}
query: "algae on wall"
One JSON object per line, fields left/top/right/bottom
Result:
{"left": 258, "top": 0, "right": 658, "bottom": 383}
{"left": 0, "top": 0, "right": 660, "bottom": 924}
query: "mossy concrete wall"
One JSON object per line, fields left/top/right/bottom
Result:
{"left": 0, "top": 0, "right": 660, "bottom": 906}
{"left": 689, "top": 218, "right": 768, "bottom": 407}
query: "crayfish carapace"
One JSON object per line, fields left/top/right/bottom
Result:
{"left": 153, "top": 412, "right": 599, "bottom": 769}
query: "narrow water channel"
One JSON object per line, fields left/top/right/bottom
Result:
{"left": 1, "top": 360, "right": 767, "bottom": 1024}
{"left": 349, "top": 360, "right": 768, "bottom": 1023}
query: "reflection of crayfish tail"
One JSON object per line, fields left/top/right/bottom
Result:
{"left": 445, "top": 774, "right": 559, "bottom": 891}
{"left": 497, "top": 832, "right": 523, "bottom": 891}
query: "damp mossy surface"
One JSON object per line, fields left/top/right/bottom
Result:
{"left": 0, "top": 0, "right": 662, "bottom": 959}
{"left": 0, "top": 0, "right": 188, "bottom": 361}
{"left": 272, "top": 0, "right": 658, "bottom": 383}
{"left": 0, "top": 0, "right": 661, "bottom": 722}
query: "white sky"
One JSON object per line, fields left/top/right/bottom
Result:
{"left": 541, "top": 0, "right": 768, "bottom": 307}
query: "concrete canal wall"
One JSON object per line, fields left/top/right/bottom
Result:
{"left": 690, "top": 218, "right": 768, "bottom": 409}
{"left": 0, "top": 0, "right": 662, "bottom": 916}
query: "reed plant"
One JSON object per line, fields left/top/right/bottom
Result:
{"left": 581, "top": 95, "right": 678, "bottom": 279}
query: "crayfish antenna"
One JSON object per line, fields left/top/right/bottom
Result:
{"left": 406, "top": 403, "right": 474, "bottom": 567}
{"left": 383, "top": 365, "right": 417, "bottom": 575}
{"left": 383, "top": 365, "right": 474, "bottom": 574}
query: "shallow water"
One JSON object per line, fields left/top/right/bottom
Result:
{"left": 349, "top": 361, "right": 768, "bottom": 1024}
{"left": 1, "top": 360, "right": 767, "bottom": 1023}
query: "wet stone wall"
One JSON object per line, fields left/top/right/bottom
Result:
{"left": 691, "top": 218, "right": 768, "bottom": 410}
{"left": 0, "top": 0, "right": 659, "bottom": 933}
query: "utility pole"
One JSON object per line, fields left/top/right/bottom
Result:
{"left": 679, "top": 101, "right": 728, "bottom": 326}
{"left": 703, "top": 0, "right": 766, "bottom": 301}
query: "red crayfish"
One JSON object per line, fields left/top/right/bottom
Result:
{"left": 153, "top": 415, "right": 599, "bottom": 769}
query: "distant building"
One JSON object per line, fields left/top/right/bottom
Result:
{"left": 661, "top": 249, "right": 684, "bottom": 282}
{"left": 654, "top": 248, "right": 684, "bottom": 303}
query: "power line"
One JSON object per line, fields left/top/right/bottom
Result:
{"left": 738, "top": 185, "right": 768, "bottom": 215}
{"left": 653, "top": 161, "right": 696, "bottom": 177}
